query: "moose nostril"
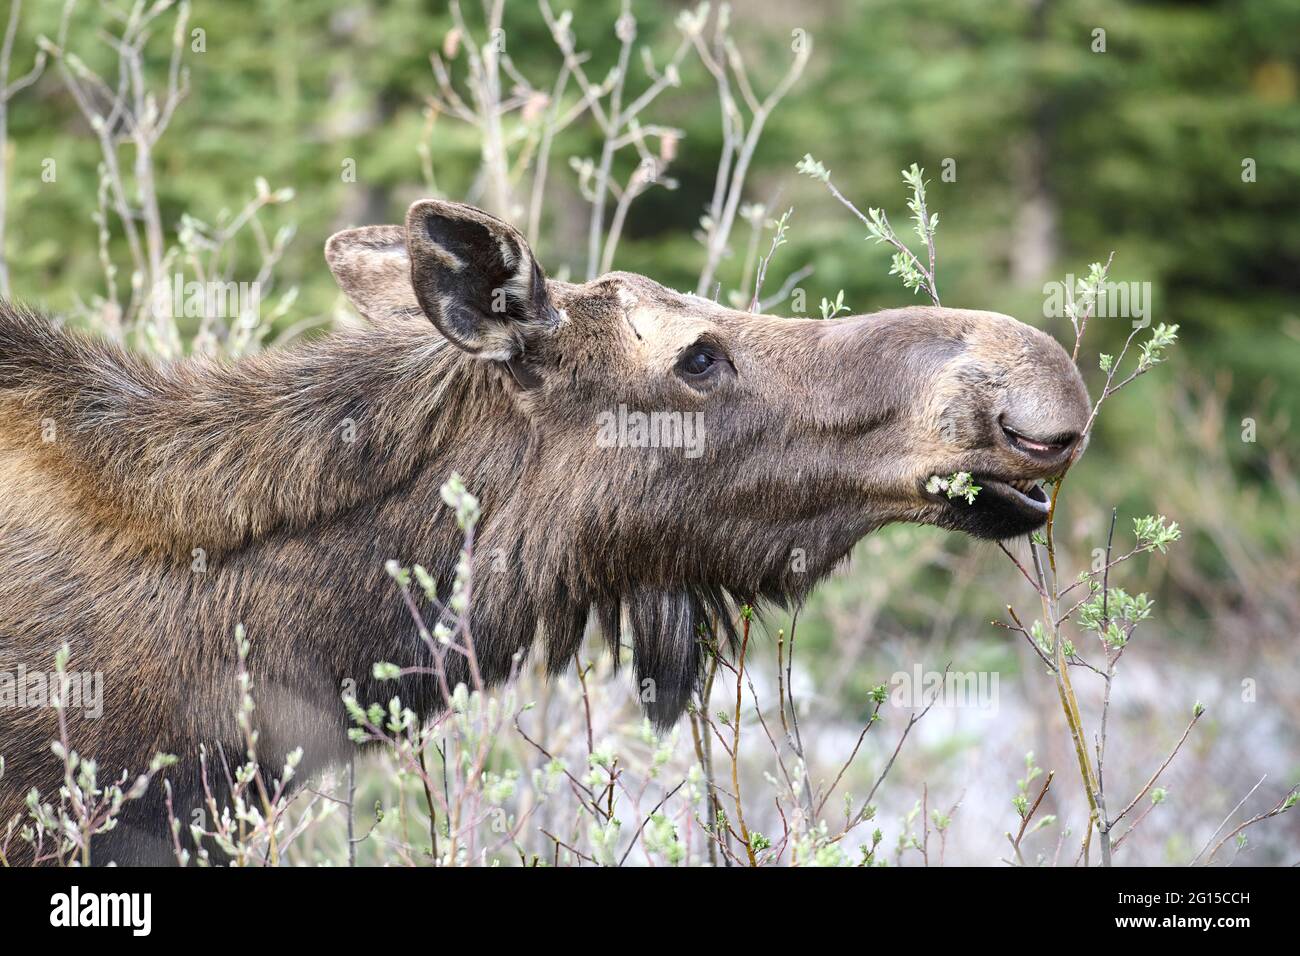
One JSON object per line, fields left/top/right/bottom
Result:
{"left": 999, "top": 419, "right": 1079, "bottom": 458}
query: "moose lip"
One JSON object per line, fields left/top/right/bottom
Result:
{"left": 1000, "top": 421, "right": 1079, "bottom": 461}
{"left": 977, "top": 476, "right": 1051, "bottom": 514}
{"left": 923, "top": 474, "right": 1051, "bottom": 517}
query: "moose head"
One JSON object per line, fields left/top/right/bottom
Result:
{"left": 322, "top": 199, "right": 1090, "bottom": 720}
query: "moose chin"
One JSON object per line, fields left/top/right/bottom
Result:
{"left": 0, "top": 199, "right": 1089, "bottom": 864}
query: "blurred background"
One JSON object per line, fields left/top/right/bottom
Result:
{"left": 3, "top": 0, "right": 1296, "bottom": 864}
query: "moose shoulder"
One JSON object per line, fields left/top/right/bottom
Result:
{"left": 0, "top": 200, "right": 1089, "bottom": 864}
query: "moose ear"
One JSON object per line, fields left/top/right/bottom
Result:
{"left": 404, "top": 199, "right": 557, "bottom": 360}
{"left": 324, "top": 225, "right": 424, "bottom": 324}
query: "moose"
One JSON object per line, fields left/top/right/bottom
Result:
{"left": 0, "top": 200, "right": 1089, "bottom": 864}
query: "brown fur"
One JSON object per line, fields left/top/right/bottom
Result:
{"left": 0, "top": 200, "right": 1088, "bottom": 864}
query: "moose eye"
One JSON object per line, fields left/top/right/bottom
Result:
{"left": 676, "top": 343, "right": 722, "bottom": 378}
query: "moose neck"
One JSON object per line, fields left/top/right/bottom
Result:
{"left": 1, "top": 310, "right": 520, "bottom": 561}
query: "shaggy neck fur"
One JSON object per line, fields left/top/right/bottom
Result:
{"left": 0, "top": 305, "right": 483, "bottom": 554}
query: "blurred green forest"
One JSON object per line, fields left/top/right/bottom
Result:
{"left": 3, "top": 0, "right": 1297, "bottom": 538}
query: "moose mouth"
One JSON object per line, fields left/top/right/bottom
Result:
{"left": 923, "top": 473, "right": 1054, "bottom": 540}
{"left": 980, "top": 476, "right": 1051, "bottom": 513}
